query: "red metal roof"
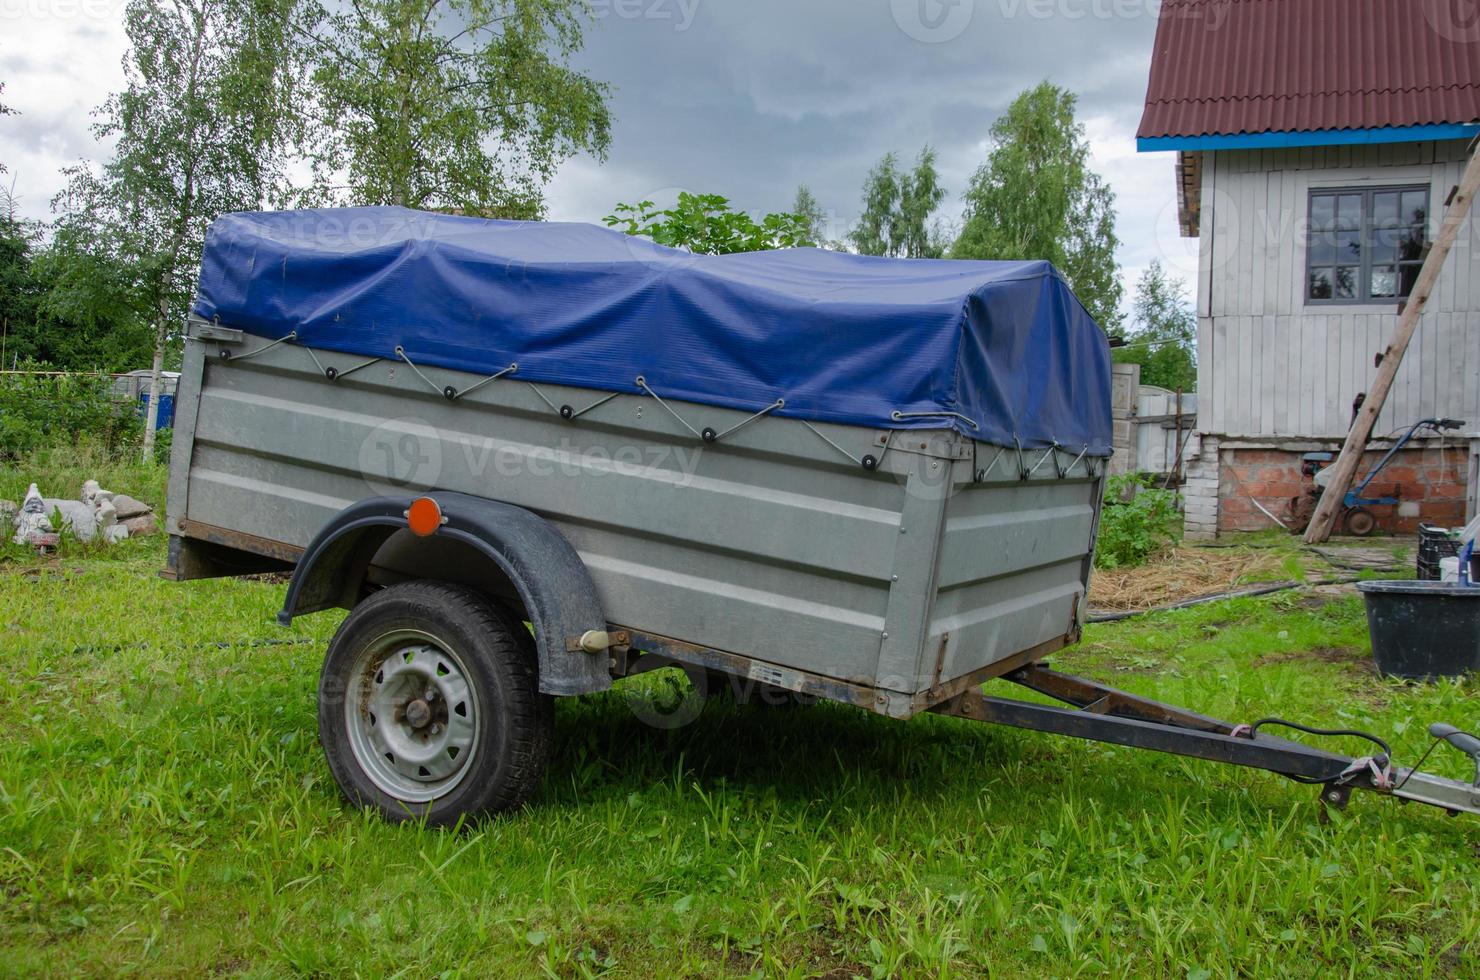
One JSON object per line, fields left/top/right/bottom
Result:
{"left": 1139, "top": 0, "right": 1480, "bottom": 139}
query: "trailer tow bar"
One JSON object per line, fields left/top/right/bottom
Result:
{"left": 933, "top": 664, "right": 1480, "bottom": 818}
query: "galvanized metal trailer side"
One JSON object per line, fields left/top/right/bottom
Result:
{"left": 165, "top": 319, "right": 1480, "bottom": 825}
{"left": 165, "top": 319, "right": 1104, "bottom": 716}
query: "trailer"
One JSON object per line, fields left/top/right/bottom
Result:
{"left": 164, "top": 207, "right": 1480, "bottom": 825}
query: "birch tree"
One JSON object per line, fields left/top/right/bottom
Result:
{"left": 302, "top": 0, "right": 612, "bottom": 217}
{"left": 850, "top": 146, "right": 947, "bottom": 258}
{"left": 791, "top": 185, "right": 830, "bottom": 248}
{"left": 1113, "top": 261, "right": 1196, "bottom": 392}
{"left": 58, "top": 0, "right": 304, "bottom": 459}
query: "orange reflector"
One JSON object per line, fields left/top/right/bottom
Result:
{"left": 406, "top": 497, "right": 444, "bottom": 537}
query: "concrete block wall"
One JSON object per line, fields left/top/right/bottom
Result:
{"left": 1181, "top": 435, "right": 1221, "bottom": 541}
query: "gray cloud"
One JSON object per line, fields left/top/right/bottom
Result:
{"left": 1, "top": 15, "right": 126, "bottom": 215}
{"left": 1, "top": 0, "right": 1185, "bottom": 316}
{"left": 545, "top": 0, "right": 1181, "bottom": 313}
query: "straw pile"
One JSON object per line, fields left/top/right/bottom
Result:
{"left": 1089, "top": 547, "right": 1291, "bottom": 613}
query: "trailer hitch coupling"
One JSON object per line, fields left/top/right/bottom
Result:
{"left": 1387, "top": 722, "right": 1480, "bottom": 814}
{"left": 933, "top": 664, "right": 1480, "bottom": 819}
{"left": 1429, "top": 723, "right": 1480, "bottom": 763}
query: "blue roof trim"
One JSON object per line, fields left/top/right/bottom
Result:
{"left": 1137, "top": 123, "right": 1480, "bottom": 153}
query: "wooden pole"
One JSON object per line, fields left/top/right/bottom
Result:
{"left": 1304, "top": 146, "right": 1480, "bottom": 543}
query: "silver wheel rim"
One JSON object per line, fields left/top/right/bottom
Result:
{"left": 344, "top": 627, "right": 481, "bottom": 804}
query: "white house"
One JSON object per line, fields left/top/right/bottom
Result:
{"left": 1138, "top": 0, "right": 1480, "bottom": 538}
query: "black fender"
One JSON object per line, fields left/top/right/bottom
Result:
{"left": 278, "top": 491, "right": 611, "bottom": 697}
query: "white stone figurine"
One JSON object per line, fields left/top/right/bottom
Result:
{"left": 13, "top": 484, "right": 55, "bottom": 545}
{"left": 80, "top": 480, "right": 115, "bottom": 507}
{"left": 95, "top": 498, "right": 129, "bottom": 543}
{"left": 41, "top": 498, "right": 98, "bottom": 541}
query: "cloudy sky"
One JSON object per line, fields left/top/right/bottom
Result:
{"left": 0, "top": 0, "right": 1198, "bottom": 312}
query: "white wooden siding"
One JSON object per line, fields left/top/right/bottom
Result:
{"left": 1198, "top": 141, "right": 1480, "bottom": 439}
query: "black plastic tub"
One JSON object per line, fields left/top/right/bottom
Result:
{"left": 1416, "top": 524, "right": 1460, "bottom": 581}
{"left": 1357, "top": 580, "right": 1480, "bottom": 680}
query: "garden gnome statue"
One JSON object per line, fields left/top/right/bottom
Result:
{"left": 13, "top": 484, "right": 56, "bottom": 546}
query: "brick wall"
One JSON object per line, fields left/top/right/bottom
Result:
{"left": 1219, "top": 444, "right": 1470, "bottom": 534}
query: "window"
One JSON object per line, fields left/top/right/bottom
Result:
{"left": 1307, "top": 186, "right": 1429, "bottom": 304}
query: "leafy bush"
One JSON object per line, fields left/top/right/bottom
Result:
{"left": 152, "top": 425, "right": 174, "bottom": 466}
{"left": 604, "top": 192, "right": 815, "bottom": 254}
{"left": 0, "top": 364, "right": 143, "bottom": 460}
{"left": 1095, "top": 474, "right": 1182, "bottom": 569}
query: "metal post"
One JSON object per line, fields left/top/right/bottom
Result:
{"left": 1165, "top": 388, "right": 1185, "bottom": 490}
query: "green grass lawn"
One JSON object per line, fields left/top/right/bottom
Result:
{"left": 2, "top": 459, "right": 1478, "bottom": 976}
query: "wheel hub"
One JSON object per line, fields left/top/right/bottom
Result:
{"left": 405, "top": 698, "right": 432, "bottom": 729}
{"left": 344, "top": 631, "right": 481, "bottom": 803}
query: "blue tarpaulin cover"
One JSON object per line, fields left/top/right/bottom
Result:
{"left": 194, "top": 207, "right": 1112, "bottom": 453}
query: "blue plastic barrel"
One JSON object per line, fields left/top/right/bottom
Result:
{"left": 138, "top": 392, "right": 175, "bottom": 430}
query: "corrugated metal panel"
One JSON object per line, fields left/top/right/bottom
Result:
{"left": 168, "top": 331, "right": 1100, "bottom": 709}
{"left": 1139, "top": 0, "right": 1480, "bottom": 140}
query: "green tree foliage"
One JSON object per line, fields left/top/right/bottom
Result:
{"left": 56, "top": 0, "right": 305, "bottom": 455}
{"left": 1, "top": 80, "right": 31, "bottom": 371}
{"left": 953, "top": 83, "right": 1123, "bottom": 333}
{"left": 851, "top": 146, "right": 947, "bottom": 258}
{"left": 0, "top": 217, "right": 34, "bottom": 370}
{"left": 604, "top": 193, "right": 814, "bottom": 254}
{"left": 37, "top": 202, "right": 156, "bottom": 371}
{"left": 1, "top": 97, "right": 151, "bottom": 373}
{"left": 302, "top": 0, "right": 612, "bottom": 218}
{"left": 0, "top": 212, "right": 154, "bottom": 373}
{"left": 791, "top": 185, "right": 830, "bottom": 248}
{"left": 2, "top": 74, "right": 24, "bottom": 364}
{"left": 1113, "top": 261, "right": 1197, "bottom": 392}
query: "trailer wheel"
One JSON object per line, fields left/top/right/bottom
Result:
{"left": 317, "top": 581, "right": 552, "bottom": 825}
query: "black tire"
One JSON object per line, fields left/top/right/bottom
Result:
{"left": 1343, "top": 507, "right": 1378, "bottom": 537}
{"left": 317, "top": 580, "right": 552, "bottom": 826}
